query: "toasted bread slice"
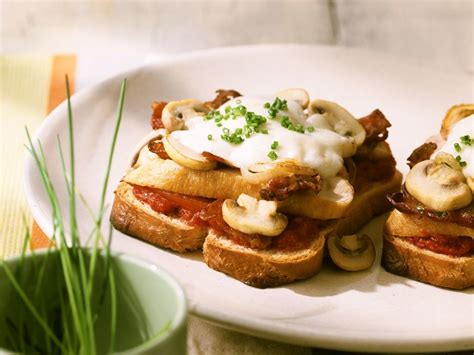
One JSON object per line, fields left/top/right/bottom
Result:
{"left": 203, "top": 172, "right": 403, "bottom": 288}
{"left": 385, "top": 209, "right": 474, "bottom": 238}
{"left": 382, "top": 229, "right": 474, "bottom": 290}
{"left": 334, "top": 171, "right": 403, "bottom": 236}
{"left": 203, "top": 229, "right": 327, "bottom": 288}
{"left": 110, "top": 182, "right": 207, "bottom": 252}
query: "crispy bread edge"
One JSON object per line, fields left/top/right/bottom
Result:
{"left": 203, "top": 229, "right": 326, "bottom": 288}
{"left": 334, "top": 170, "right": 403, "bottom": 236}
{"left": 382, "top": 218, "right": 474, "bottom": 290}
{"left": 204, "top": 171, "right": 403, "bottom": 287}
{"left": 110, "top": 182, "right": 207, "bottom": 252}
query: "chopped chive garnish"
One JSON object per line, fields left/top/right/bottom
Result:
{"left": 207, "top": 134, "right": 213, "bottom": 140}
{"left": 455, "top": 155, "right": 462, "bottom": 162}
{"left": 460, "top": 161, "right": 467, "bottom": 167}
{"left": 265, "top": 97, "right": 288, "bottom": 119}
{"left": 268, "top": 150, "right": 278, "bottom": 160}
{"left": 460, "top": 134, "right": 474, "bottom": 146}
{"left": 306, "top": 126, "right": 315, "bottom": 133}
{"left": 271, "top": 141, "right": 279, "bottom": 149}
{"left": 454, "top": 143, "right": 461, "bottom": 152}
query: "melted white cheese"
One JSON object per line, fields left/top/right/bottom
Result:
{"left": 170, "top": 96, "right": 360, "bottom": 178}
{"left": 438, "top": 114, "right": 474, "bottom": 178}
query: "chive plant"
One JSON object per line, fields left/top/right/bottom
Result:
{"left": 0, "top": 78, "right": 127, "bottom": 354}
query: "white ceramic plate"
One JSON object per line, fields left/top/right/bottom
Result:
{"left": 24, "top": 45, "right": 474, "bottom": 352}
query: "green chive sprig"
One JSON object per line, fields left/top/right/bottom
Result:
{"left": 0, "top": 78, "right": 157, "bottom": 354}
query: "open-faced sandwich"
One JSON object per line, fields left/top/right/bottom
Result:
{"left": 383, "top": 104, "right": 474, "bottom": 289}
{"left": 111, "top": 89, "right": 402, "bottom": 287}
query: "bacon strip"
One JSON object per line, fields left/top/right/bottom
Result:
{"left": 387, "top": 187, "right": 474, "bottom": 228}
{"left": 202, "top": 151, "right": 235, "bottom": 167}
{"left": 358, "top": 109, "right": 391, "bottom": 143}
{"left": 259, "top": 174, "right": 322, "bottom": 201}
{"left": 406, "top": 142, "right": 437, "bottom": 168}
{"left": 148, "top": 140, "right": 170, "bottom": 159}
{"left": 205, "top": 89, "right": 242, "bottom": 109}
{"left": 150, "top": 101, "right": 167, "bottom": 129}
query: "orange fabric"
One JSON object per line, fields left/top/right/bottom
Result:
{"left": 30, "top": 55, "right": 76, "bottom": 250}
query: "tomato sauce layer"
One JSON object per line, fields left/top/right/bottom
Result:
{"left": 406, "top": 235, "right": 474, "bottom": 257}
{"left": 133, "top": 186, "right": 322, "bottom": 252}
{"left": 132, "top": 185, "right": 211, "bottom": 226}
{"left": 199, "top": 200, "right": 321, "bottom": 252}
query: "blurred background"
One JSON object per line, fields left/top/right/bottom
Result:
{"left": 1, "top": 1, "right": 473, "bottom": 354}
{"left": 2, "top": 0, "right": 473, "bottom": 83}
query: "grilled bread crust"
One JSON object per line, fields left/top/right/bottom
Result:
{"left": 203, "top": 172, "right": 402, "bottom": 288}
{"left": 110, "top": 182, "right": 207, "bottom": 252}
{"left": 382, "top": 227, "right": 474, "bottom": 290}
{"left": 111, "top": 169, "right": 403, "bottom": 287}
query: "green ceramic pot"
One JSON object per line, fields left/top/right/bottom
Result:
{"left": 0, "top": 250, "right": 187, "bottom": 354}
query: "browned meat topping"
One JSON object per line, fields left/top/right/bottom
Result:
{"left": 150, "top": 101, "right": 167, "bottom": 129}
{"left": 406, "top": 142, "right": 438, "bottom": 168}
{"left": 148, "top": 140, "right": 170, "bottom": 160}
{"left": 260, "top": 174, "right": 322, "bottom": 201}
{"left": 358, "top": 109, "right": 391, "bottom": 143}
{"left": 205, "top": 89, "right": 242, "bottom": 109}
{"left": 202, "top": 151, "right": 232, "bottom": 166}
{"left": 387, "top": 186, "right": 474, "bottom": 228}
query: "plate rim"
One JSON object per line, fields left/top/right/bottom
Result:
{"left": 23, "top": 44, "right": 474, "bottom": 352}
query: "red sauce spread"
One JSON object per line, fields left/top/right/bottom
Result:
{"left": 198, "top": 200, "right": 272, "bottom": 249}
{"left": 272, "top": 216, "right": 320, "bottom": 251}
{"left": 198, "top": 200, "right": 320, "bottom": 252}
{"left": 133, "top": 187, "right": 322, "bottom": 252}
{"left": 132, "top": 185, "right": 211, "bottom": 226}
{"left": 406, "top": 235, "right": 474, "bottom": 257}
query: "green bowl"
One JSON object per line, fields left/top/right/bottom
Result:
{"left": 0, "top": 250, "right": 187, "bottom": 354}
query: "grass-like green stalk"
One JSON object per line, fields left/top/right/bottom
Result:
{"left": 0, "top": 77, "right": 127, "bottom": 354}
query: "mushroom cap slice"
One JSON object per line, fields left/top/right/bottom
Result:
{"left": 405, "top": 159, "right": 472, "bottom": 212}
{"left": 328, "top": 234, "right": 375, "bottom": 271}
{"left": 240, "top": 159, "right": 318, "bottom": 183}
{"left": 222, "top": 194, "right": 288, "bottom": 237}
{"left": 274, "top": 88, "right": 310, "bottom": 109}
{"left": 161, "top": 99, "right": 210, "bottom": 132}
{"left": 440, "top": 104, "right": 474, "bottom": 140}
{"left": 308, "top": 99, "right": 366, "bottom": 147}
{"left": 162, "top": 134, "right": 216, "bottom": 171}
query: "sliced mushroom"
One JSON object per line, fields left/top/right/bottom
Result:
{"left": 275, "top": 88, "right": 310, "bottom": 109}
{"left": 308, "top": 99, "right": 366, "bottom": 146}
{"left": 328, "top": 234, "right": 375, "bottom": 271}
{"left": 467, "top": 177, "right": 474, "bottom": 194}
{"left": 240, "top": 160, "right": 317, "bottom": 184}
{"left": 162, "top": 134, "right": 216, "bottom": 171}
{"left": 161, "top": 99, "right": 210, "bottom": 132}
{"left": 222, "top": 194, "right": 288, "bottom": 236}
{"left": 440, "top": 104, "right": 474, "bottom": 139}
{"left": 433, "top": 152, "right": 463, "bottom": 171}
{"left": 405, "top": 159, "right": 472, "bottom": 211}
